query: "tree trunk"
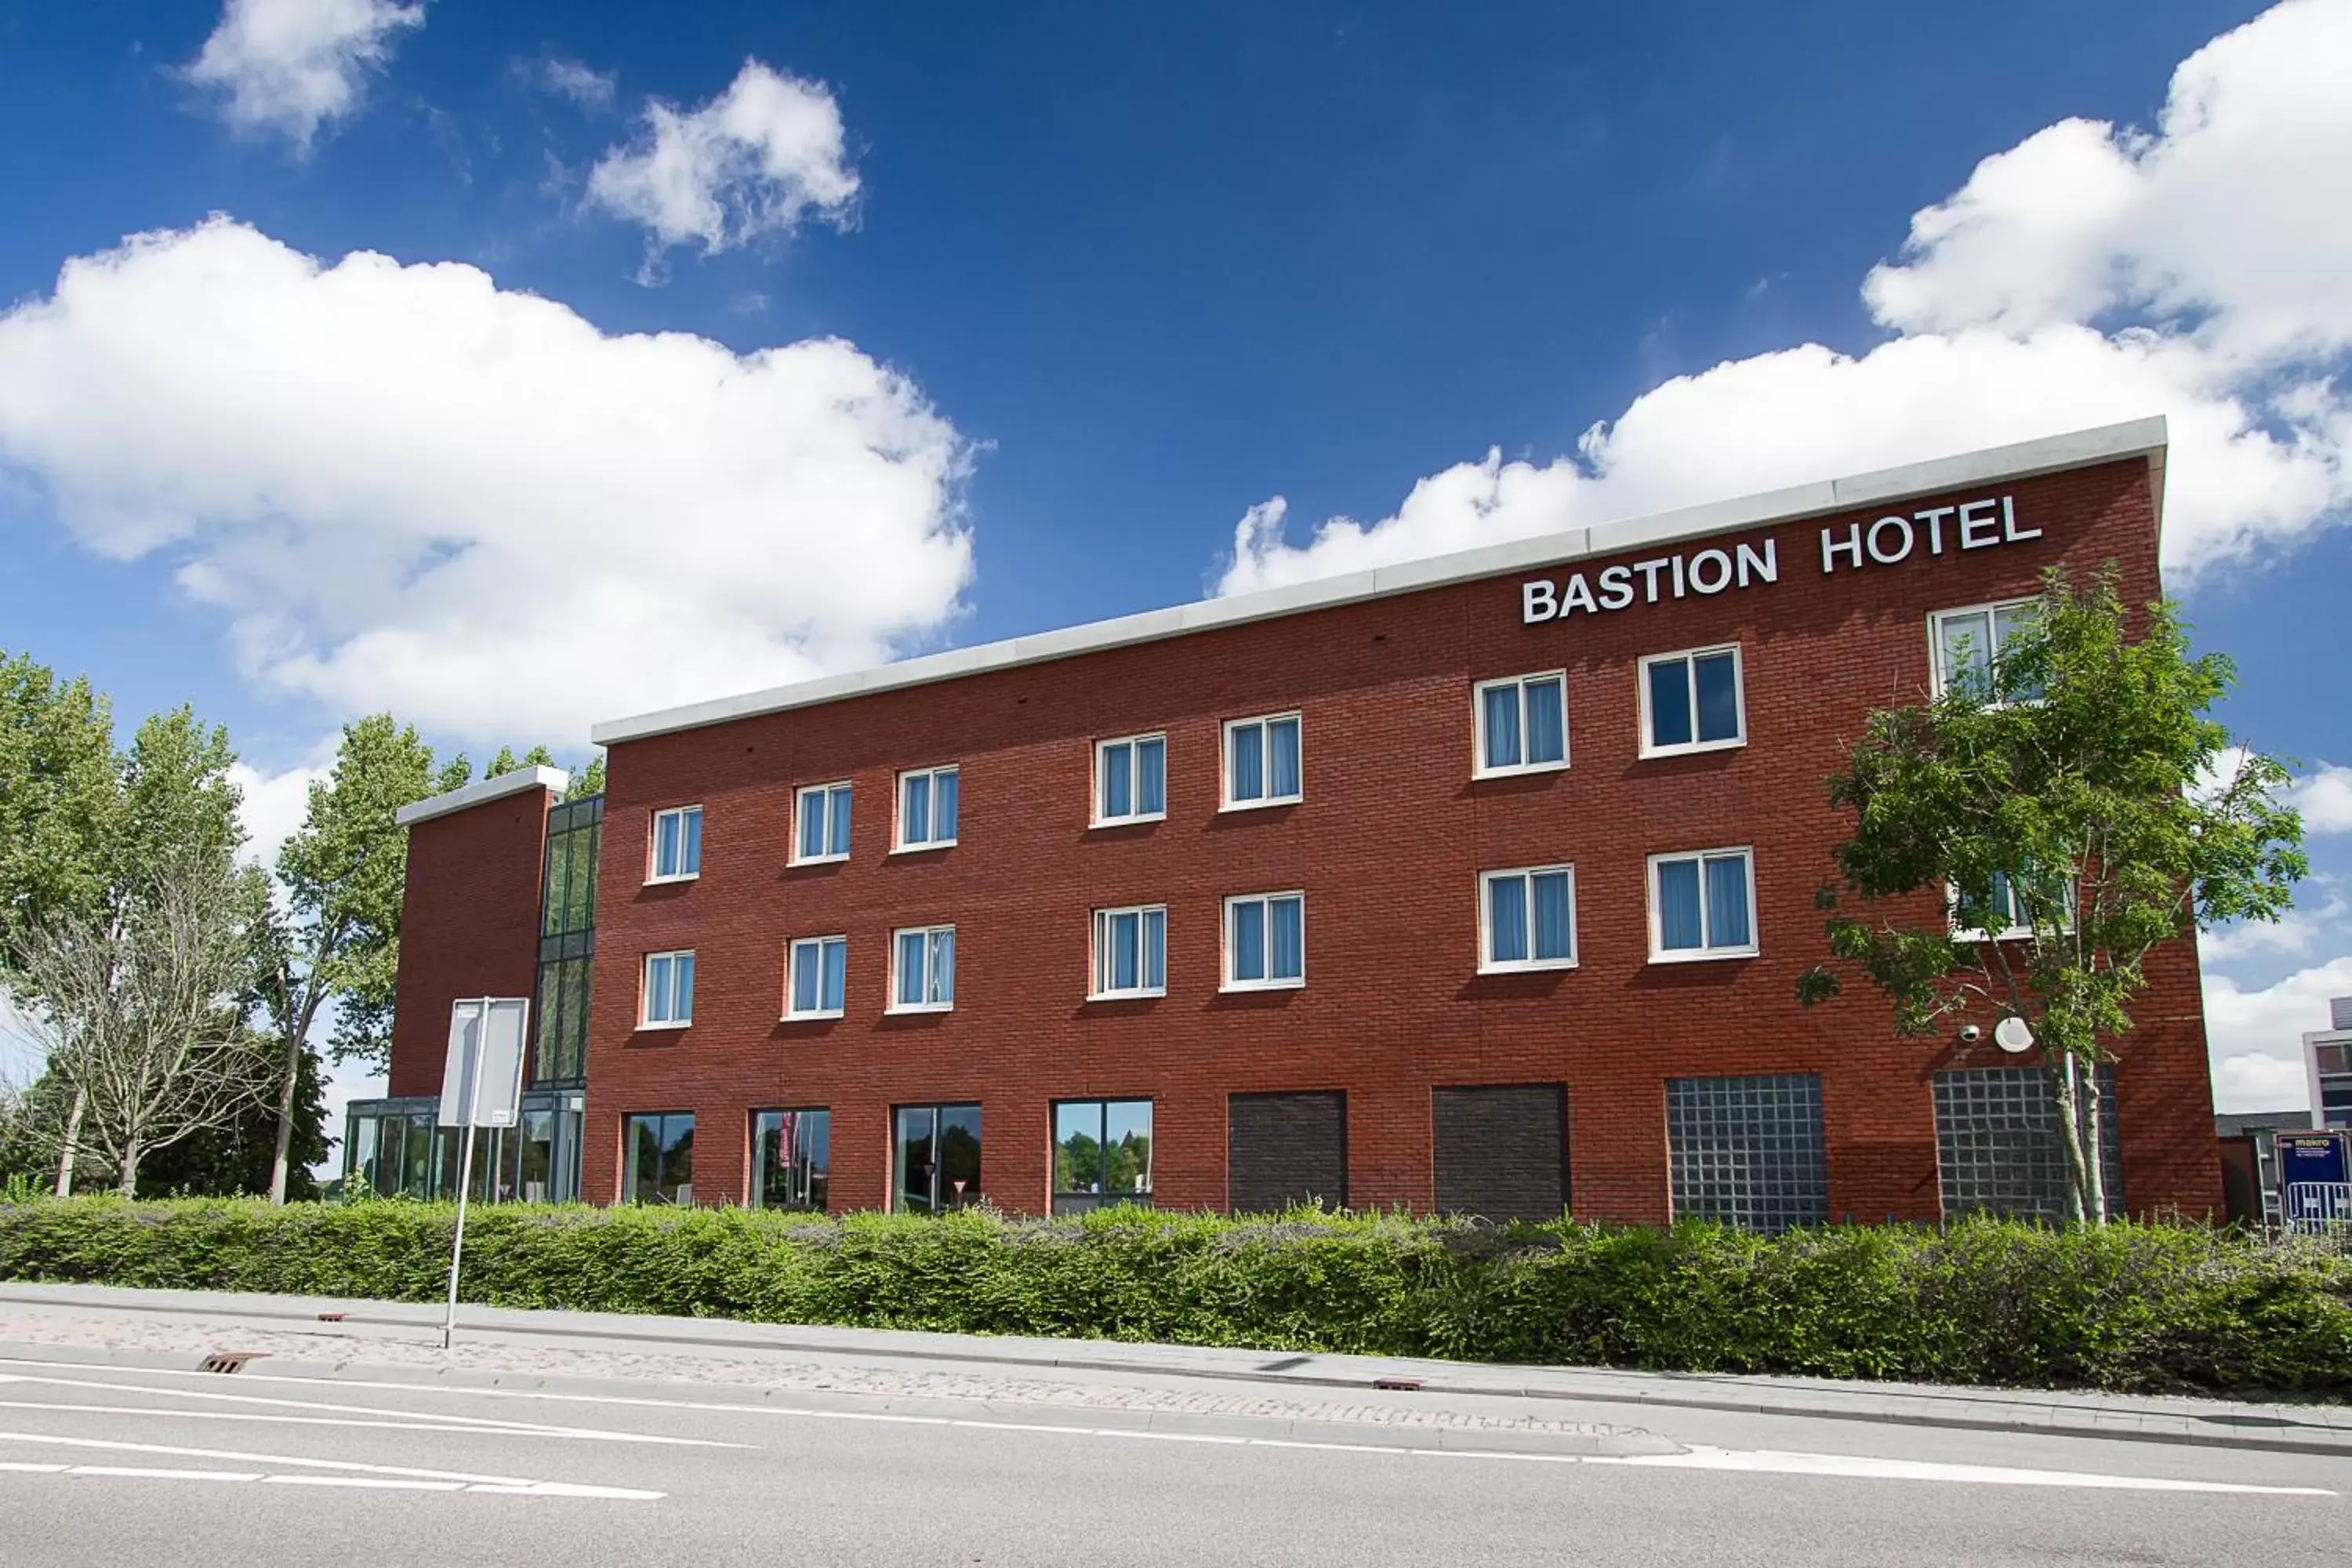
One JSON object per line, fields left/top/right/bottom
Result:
{"left": 2050, "top": 1054, "right": 2089, "bottom": 1226}
{"left": 267, "top": 1020, "right": 303, "bottom": 1204}
{"left": 2081, "top": 1065, "right": 2108, "bottom": 1225}
{"left": 116, "top": 1134, "right": 140, "bottom": 1200}
{"left": 53, "top": 1083, "right": 86, "bottom": 1199}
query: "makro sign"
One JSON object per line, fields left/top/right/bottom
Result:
{"left": 1520, "top": 495, "right": 2041, "bottom": 623}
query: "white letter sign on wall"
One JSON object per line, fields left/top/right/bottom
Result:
{"left": 1523, "top": 495, "right": 2027, "bottom": 622}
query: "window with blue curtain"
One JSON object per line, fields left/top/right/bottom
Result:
{"left": 1477, "top": 675, "right": 1568, "bottom": 773}
{"left": 1642, "top": 648, "right": 1744, "bottom": 753}
{"left": 1093, "top": 905, "right": 1167, "bottom": 996}
{"left": 1097, "top": 735, "right": 1167, "bottom": 822}
{"left": 1652, "top": 850, "right": 1755, "bottom": 958}
{"left": 1226, "top": 714, "right": 1301, "bottom": 805}
{"left": 651, "top": 804, "right": 702, "bottom": 880}
{"left": 788, "top": 935, "right": 848, "bottom": 1016}
{"left": 894, "top": 926, "right": 956, "bottom": 1009}
{"left": 797, "top": 782, "right": 852, "bottom": 861}
{"left": 898, "top": 765, "right": 959, "bottom": 848}
{"left": 1226, "top": 893, "right": 1303, "bottom": 986}
{"left": 1483, "top": 867, "right": 1575, "bottom": 968}
{"left": 643, "top": 949, "right": 695, "bottom": 1024}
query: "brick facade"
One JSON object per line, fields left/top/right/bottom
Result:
{"left": 387, "top": 783, "right": 556, "bottom": 1099}
{"left": 561, "top": 453, "right": 2216, "bottom": 1221}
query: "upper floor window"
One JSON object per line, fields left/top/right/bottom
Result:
{"left": 1095, "top": 733, "right": 1167, "bottom": 825}
{"left": 891, "top": 924, "right": 956, "bottom": 1012}
{"left": 642, "top": 949, "right": 695, "bottom": 1026}
{"left": 1952, "top": 870, "right": 2071, "bottom": 942}
{"left": 1091, "top": 905, "right": 1167, "bottom": 999}
{"left": 786, "top": 935, "right": 848, "bottom": 1019}
{"left": 1479, "top": 865, "right": 1577, "bottom": 971}
{"left": 1649, "top": 848, "right": 1757, "bottom": 961}
{"left": 1475, "top": 673, "right": 1568, "bottom": 776}
{"left": 896, "top": 765, "right": 960, "bottom": 851}
{"left": 1640, "top": 645, "right": 1745, "bottom": 757}
{"left": 1931, "top": 600, "right": 2040, "bottom": 702}
{"left": 1224, "top": 891, "right": 1304, "bottom": 990}
{"left": 793, "top": 781, "right": 852, "bottom": 864}
{"left": 1223, "top": 712, "right": 1302, "bottom": 808}
{"left": 648, "top": 804, "right": 702, "bottom": 882}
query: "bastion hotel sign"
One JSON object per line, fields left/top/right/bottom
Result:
{"left": 1520, "top": 495, "right": 2040, "bottom": 622}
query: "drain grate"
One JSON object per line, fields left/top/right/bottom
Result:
{"left": 198, "top": 1351, "right": 267, "bottom": 1374}
{"left": 1370, "top": 1377, "right": 1424, "bottom": 1392}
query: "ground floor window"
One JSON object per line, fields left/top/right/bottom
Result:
{"left": 625, "top": 1112, "right": 695, "bottom": 1204}
{"left": 1933, "top": 1065, "right": 2122, "bottom": 1221}
{"left": 895, "top": 1103, "right": 981, "bottom": 1213}
{"left": 1052, "top": 1100, "right": 1153, "bottom": 1214}
{"left": 753, "top": 1109, "right": 831, "bottom": 1211}
{"left": 1665, "top": 1073, "right": 1827, "bottom": 1232}
{"left": 1227, "top": 1090, "right": 1345, "bottom": 1213}
{"left": 1432, "top": 1083, "right": 1568, "bottom": 1221}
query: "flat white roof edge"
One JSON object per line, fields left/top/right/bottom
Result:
{"left": 395, "top": 764, "right": 572, "bottom": 827}
{"left": 591, "top": 416, "right": 2167, "bottom": 746}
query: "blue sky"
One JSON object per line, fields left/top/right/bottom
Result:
{"left": 1, "top": 0, "right": 2347, "bottom": 1131}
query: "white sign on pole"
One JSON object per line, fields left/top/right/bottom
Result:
{"left": 437, "top": 996, "right": 529, "bottom": 1349}
{"left": 437, "top": 997, "right": 528, "bottom": 1129}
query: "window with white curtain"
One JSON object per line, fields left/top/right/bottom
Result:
{"left": 1094, "top": 734, "right": 1167, "bottom": 825}
{"left": 1223, "top": 892, "right": 1304, "bottom": 989}
{"left": 1930, "top": 600, "right": 2041, "bottom": 702}
{"left": 1474, "top": 673, "right": 1568, "bottom": 775}
{"left": 641, "top": 949, "right": 696, "bottom": 1025}
{"left": 1479, "top": 866, "right": 1577, "bottom": 971}
{"left": 896, "top": 764, "right": 960, "bottom": 850}
{"left": 1091, "top": 905, "right": 1167, "bottom": 998}
{"left": 1639, "top": 645, "right": 1746, "bottom": 756}
{"left": 648, "top": 804, "right": 702, "bottom": 881}
{"left": 1648, "top": 848, "right": 1757, "bottom": 960}
{"left": 793, "top": 782, "right": 853, "bottom": 863}
{"left": 785, "top": 935, "right": 848, "bottom": 1018}
{"left": 891, "top": 925, "right": 956, "bottom": 1011}
{"left": 1222, "top": 713, "right": 1301, "bottom": 808}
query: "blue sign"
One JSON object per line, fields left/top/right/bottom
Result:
{"left": 2278, "top": 1131, "right": 2350, "bottom": 1186}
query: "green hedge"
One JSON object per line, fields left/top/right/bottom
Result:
{"left": 4, "top": 1198, "right": 2349, "bottom": 1396}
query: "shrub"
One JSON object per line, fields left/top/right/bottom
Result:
{"left": 1, "top": 1198, "right": 2346, "bottom": 1396}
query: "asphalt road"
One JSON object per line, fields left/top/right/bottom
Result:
{"left": 0, "top": 1346, "right": 2340, "bottom": 1566}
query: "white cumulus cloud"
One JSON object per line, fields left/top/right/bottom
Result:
{"left": 228, "top": 746, "right": 336, "bottom": 868}
{"left": 2205, "top": 953, "right": 2352, "bottom": 1113}
{"left": 2288, "top": 763, "right": 2352, "bottom": 835}
{"left": 534, "top": 57, "right": 616, "bottom": 114}
{"left": 586, "top": 60, "right": 859, "bottom": 267}
{"left": 0, "top": 218, "right": 972, "bottom": 744}
{"left": 184, "top": 0, "right": 425, "bottom": 153}
{"left": 1219, "top": 0, "right": 2352, "bottom": 595}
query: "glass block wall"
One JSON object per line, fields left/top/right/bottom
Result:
{"left": 1666, "top": 1073, "right": 1829, "bottom": 1232}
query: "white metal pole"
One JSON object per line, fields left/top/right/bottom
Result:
{"left": 442, "top": 1000, "right": 492, "bottom": 1352}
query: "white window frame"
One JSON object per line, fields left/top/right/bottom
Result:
{"left": 641, "top": 949, "right": 695, "bottom": 1029}
{"left": 1476, "top": 864, "right": 1579, "bottom": 973}
{"left": 646, "top": 804, "right": 703, "bottom": 884}
{"left": 791, "top": 781, "right": 852, "bottom": 866}
{"left": 894, "top": 764, "right": 960, "bottom": 853}
{"left": 1472, "top": 672, "right": 1570, "bottom": 779}
{"left": 1092, "top": 732, "right": 1169, "bottom": 827}
{"left": 1637, "top": 644, "right": 1748, "bottom": 759}
{"left": 1949, "top": 872, "right": 2074, "bottom": 944}
{"left": 1646, "top": 847, "right": 1759, "bottom": 963}
{"left": 889, "top": 924, "right": 956, "bottom": 1014}
{"left": 783, "top": 935, "right": 848, "bottom": 1021}
{"left": 1221, "top": 891, "right": 1305, "bottom": 992}
{"left": 1089, "top": 904, "right": 1168, "bottom": 1000}
{"left": 1928, "top": 598, "right": 2040, "bottom": 702}
{"left": 1220, "top": 711, "right": 1303, "bottom": 811}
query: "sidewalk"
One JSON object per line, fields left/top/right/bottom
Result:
{"left": 3, "top": 1279, "right": 2347, "bottom": 1457}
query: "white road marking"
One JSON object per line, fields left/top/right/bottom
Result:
{"left": 0, "top": 1461, "right": 68, "bottom": 1473}
{"left": 0, "top": 1428, "right": 659, "bottom": 1497}
{"left": 263, "top": 1475, "right": 465, "bottom": 1492}
{"left": 0, "top": 1395, "right": 741, "bottom": 1446}
{"left": 67, "top": 1465, "right": 259, "bottom": 1482}
{"left": 0, "top": 1370, "right": 735, "bottom": 1446}
{"left": 0, "top": 1356, "right": 2332, "bottom": 1498}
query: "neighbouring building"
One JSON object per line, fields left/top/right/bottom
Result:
{"left": 348, "top": 416, "right": 2225, "bottom": 1226}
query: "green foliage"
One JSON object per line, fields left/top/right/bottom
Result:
{"left": 1, "top": 1200, "right": 2345, "bottom": 1396}
{"left": 136, "top": 1046, "right": 328, "bottom": 1200}
{"left": 568, "top": 751, "right": 605, "bottom": 800}
{"left": 0, "top": 652, "right": 128, "bottom": 981}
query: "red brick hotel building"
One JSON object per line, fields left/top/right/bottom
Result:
{"left": 348, "top": 416, "right": 2218, "bottom": 1226}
